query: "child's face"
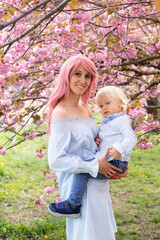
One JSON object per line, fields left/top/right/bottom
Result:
{"left": 97, "top": 95, "right": 122, "bottom": 118}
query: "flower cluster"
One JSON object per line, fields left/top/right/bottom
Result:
{"left": 33, "top": 195, "right": 46, "bottom": 206}
{"left": 33, "top": 170, "right": 60, "bottom": 206}
{"left": 0, "top": 143, "right": 6, "bottom": 155}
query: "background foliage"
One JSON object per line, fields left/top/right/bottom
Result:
{"left": 0, "top": 0, "right": 160, "bottom": 154}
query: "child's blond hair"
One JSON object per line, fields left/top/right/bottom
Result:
{"left": 96, "top": 86, "right": 129, "bottom": 112}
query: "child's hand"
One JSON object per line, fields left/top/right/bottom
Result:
{"left": 95, "top": 136, "right": 101, "bottom": 147}
{"left": 108, "top": 146, "right": 121, "bottom": 160}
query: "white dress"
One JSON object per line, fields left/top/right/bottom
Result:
{"left": 48, "top": 117, "right": 117, "bottom": 240}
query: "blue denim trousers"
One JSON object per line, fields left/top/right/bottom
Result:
{"left": 69, "top": 160, "right": 128, "bottom": 206}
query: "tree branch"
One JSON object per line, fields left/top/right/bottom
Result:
{"left": 0, "top": 0, "right": 52, "bottom": 30}
{"left": 12, "top": 10, "right": 60, "bottom": 64}
{"left": 0, "top": 0, "right": 71, "bottom": 54}
{"left": 6, "top": 131, "right": 46, "bottom": 150}
{"left": 144, "top": 105, "right": 160, "bottom": 109}
{"left": 118, "top": 55, "right": 160, "bottom": 67}
{"left": 131, "top": 79, "right": 160, "bottom": 100}
{"left": 125, "top": 68, "right": 160, "bottom": 75}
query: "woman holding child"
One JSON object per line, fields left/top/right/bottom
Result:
{"left": 44, "top": 54, "right": 134, "bottom": 240}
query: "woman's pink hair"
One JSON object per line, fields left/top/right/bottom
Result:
{"left": 43, "top": 54, "right": 97, "bottom": 131}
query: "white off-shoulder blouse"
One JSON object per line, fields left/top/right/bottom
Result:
{"left": 48, "top": 117, "right": 117, "bottom": 240}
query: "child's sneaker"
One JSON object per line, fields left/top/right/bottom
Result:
{"left": 48, "top": 200, "right": 81, "bottom": 219}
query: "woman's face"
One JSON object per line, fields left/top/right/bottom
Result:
{"left": 69, "top": 65, "right": 92, "bottom": 96}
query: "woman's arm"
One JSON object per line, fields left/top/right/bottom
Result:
{"left": 48, "top": 129, "right": 99, "bottom": 178}
{"left": 49, "top": 128, "right": 122, "bottom": 179}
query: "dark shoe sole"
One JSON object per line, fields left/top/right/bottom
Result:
{"left": 47, "top": 205, "right": 80, "bottom": 219}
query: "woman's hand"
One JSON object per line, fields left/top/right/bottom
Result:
{"left": 113, "top": 165, "right": 129, "bottom": 179}
{"left": 98, "top": 151, "right": 122, "bottom": 178}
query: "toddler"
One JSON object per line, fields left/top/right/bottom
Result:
{"left": 48, "top": 86, "right": 137, "bottom": 218}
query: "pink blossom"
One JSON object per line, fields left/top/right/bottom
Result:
{"left": 33, "top": 195, "right": 46, "bottom": 206}
{"left": 99, "top": 27, "right": 109, "bottom": 36}
{"left": 54, "top": 176, "right": 58, "bottom": 180}
{"left": 32, "top": 45, "right": 40, "bottom": 53}
{"left": 104, "top": 60, "right": 111, "bottom": 68}
{"left": 39, "top": 195, "right": 46, "bottom": 206}
{"left": 155, "top": 41, "right": 160, "bottom": 49}
{"left": 88, "top": 52, "right": 95, "bottom": 60}
{"left": 35, "top": 151, "right": 47, "bottom": 158}
{"left": 0, "top": 32, "right": 7, "bottom": 45}
{"left": 146, "top": 142, "right": 153, "bottom": 149}
{"left": 137, "top": 141, "right": 153, "bottom": 150}
{"left": 65, "top": 25, "right": 70, "bottom": 33}
{"left": 33, "top": 198, "right": 39, "bottom": 205}
{"left": 1, "top": 99, "right": 12, "bottom": 106}
{"left": 117, "top": 24, "right": 126, "bottom": 34}
{"left": 25, "top": 130, "right": 36, "bottom": 140}
{"left": 79, "top": 12, "right": 90, "bottom": 24}
{"left": 28, "top": 56, "right": 37, "bottom": 65}
{"left": 112, "top": 60, "right": 119, "bottom": 66}
{"left": 70, "top": 12, "right": 90, "bottom": 24}
{"left": 45, "top": 173, "right": 54, "bottom": 179}
{"left": 44, "top": 186, "right": 55, "bottom": 194}
{"left": 54, "top": 27, "right": 62, "bottom": 35}
{"left": 7, "top": 72, "right": 14, "bottom": 77}
{"left": 108, "top": 52, "right": 115, "bottom": 58}
{"left": 45, "top": 170, "right": 55, "bottom": 178}
{"left": 126, "top": 49, "right": 137, "bottom": 58}
{"left": 0, "top": 10, "right": 5, "bottom": 15}
{"left": 140, "top": 98, "right": 146, "bottom": 105}
{"left": 5, "top": 53, "right": 13, "bottom": 62}
{"left": 117, "top": 75, "right": 125, "bottom": 82}
{"left": 140, "top": 85, "right": 145, "bottom": 91}
{"left": 135, "top": 120, "right": 159, "bottom": 132}
{"left": 0, "top": 148, "right": 6, "bottom": 155}
{"left": 129, "top": 7, "right": 145, "bottom": 17}
{"left": 146, "top": 45, "right": 156, "bottom": 53}
{"left": 127, "top": 34, "right": 136, "bottom": 42}
{"left": 95, "top": 53, "right": 104, "bottom": 62}
{"left": 75, "top": 23, "right": 84, "bottom": 34}
{"left": 0, "top": 75, "right": 5, "bottom": 85}
{"left": 71, "top": 12, "right": 78, "bottom": 18}
{"left": 56, "top": 197, "right": 62, "bottom": 203}
{"left": 19, "top": 69, "right": 28, "bottom": 74}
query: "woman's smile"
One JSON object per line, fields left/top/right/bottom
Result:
{"left": 69, "top": 65, "right": 92, "bottom": 96}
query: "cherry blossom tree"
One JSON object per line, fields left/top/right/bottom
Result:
{"left": 0, "top": 0, "right": 160, "bottom": 156}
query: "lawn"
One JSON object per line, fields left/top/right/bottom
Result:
{"left": 0, "top": 131, "right": 160, "bottom": 240}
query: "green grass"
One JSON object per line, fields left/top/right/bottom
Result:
{"left": 0, "top": 131, "right": 160, "bottom": 240}
{"left": 112, "top": 145, "right": 160, "bottom": 240}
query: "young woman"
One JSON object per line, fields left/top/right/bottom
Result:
{"left": 44, "top": 54, "right": 128, "bottom": 240}
{"left": 48, "top": 86, "right": 136, "bottom": 220}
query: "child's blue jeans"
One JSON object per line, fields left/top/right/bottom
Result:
{"left": 69, "top": 159, "right": 128, "bottom": 206}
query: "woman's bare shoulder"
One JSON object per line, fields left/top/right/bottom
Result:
{"left": 51, "top": 105, "right": 68, "bottom": 120}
